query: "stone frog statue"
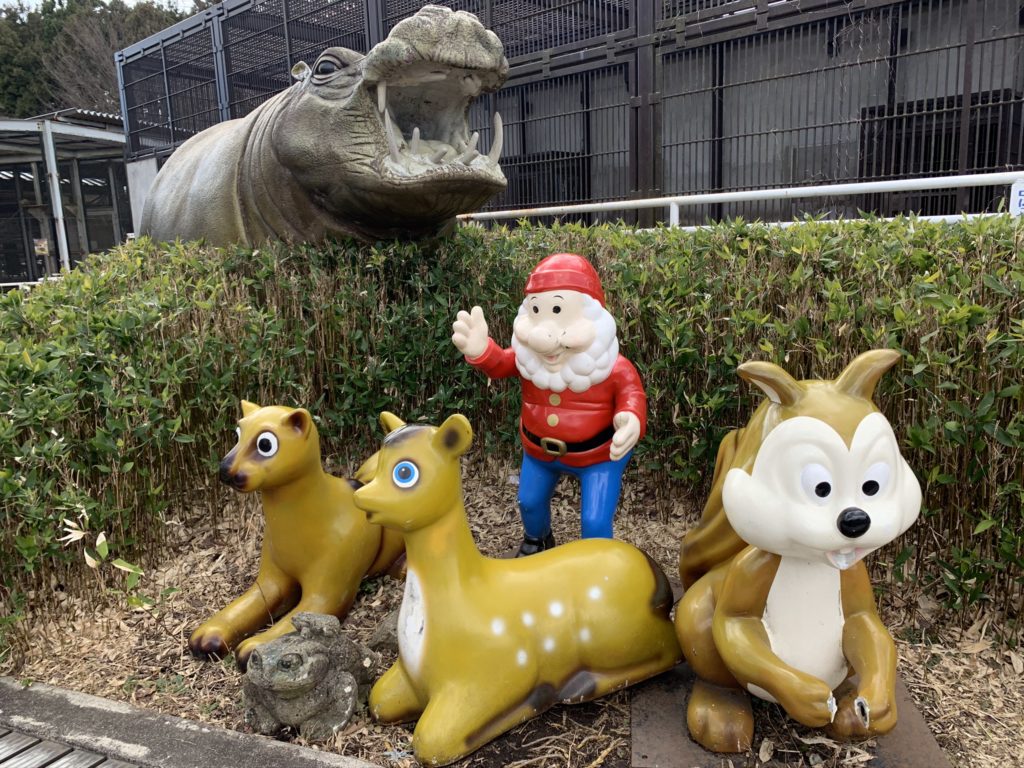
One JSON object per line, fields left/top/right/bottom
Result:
{"left": 141, "top": 4, "right": 508, "bottom": 246}
{"left": 674, "top": 350, "right": 922, "bottom": 753}
{"left": 242, "top": 612, "right": 380, "bottom": 741}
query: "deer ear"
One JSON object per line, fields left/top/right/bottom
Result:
{"left": 240, "top": 400, "right": 260, "bottom": 417}
{"left": 834, "top": 349, "right": 901, "bottom": 400}
{"left": 737, "top": 361, "right": 804, "bottom": 406}
{"left": 433, "top": 414, "right": 473, "bottom": 457}
{"left": 379, "top": 411, "right": 406, "bottom": 434}
{"left": 283, "top": 408, "right": 312, "bottom": 437}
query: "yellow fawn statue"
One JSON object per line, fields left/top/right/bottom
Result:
{"left": 352, "top": 411, "right": 681, "bottom": 766}
{"left": 189, "top": 400, "right": 405, "bottom": 669}
{"left": 675, "top": 351, "right": 921, "bottom": 752}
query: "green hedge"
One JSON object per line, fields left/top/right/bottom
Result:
{"left": 1, "top": 217, "right": 1022, "bottom": 638}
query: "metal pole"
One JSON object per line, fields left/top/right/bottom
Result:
{"left": 71, "top": 158, "right": 89, "bottom": 255}
{"left": 40, "top": 121, "right": 70, "bottom": 272}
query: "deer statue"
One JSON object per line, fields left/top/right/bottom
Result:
{"left": 352, "top": 411, "right": 681, "bottom": 766}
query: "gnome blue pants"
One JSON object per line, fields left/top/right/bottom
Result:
{"left": 518, "top": 450, "right": 633, "bottom": 539}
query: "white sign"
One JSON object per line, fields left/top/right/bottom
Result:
{"left": 1011, "top": 179, "right": 1024, "bottom": 217}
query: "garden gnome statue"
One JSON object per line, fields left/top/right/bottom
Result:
{"left": 452, "top": 253, "right": 646, "bottom": 555}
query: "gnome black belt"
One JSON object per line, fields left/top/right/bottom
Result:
{"left": 521, "top": 423, "right": 616, "bottom": 458}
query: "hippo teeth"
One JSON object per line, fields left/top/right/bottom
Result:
{"left": 377, "top": 81, "right": 387, "bottom": 114}
{"left": 384, "top": 109, "right": 402, "bottom": 162}
{"left": 488, "top": 111, "right": 503, "bottom": 163}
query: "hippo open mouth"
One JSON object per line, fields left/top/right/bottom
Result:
{"left": 140, "top": 4, "right": 509, "bottom": 246}
{"left": 362, "top": 5, "right": 507, "bottom": 190}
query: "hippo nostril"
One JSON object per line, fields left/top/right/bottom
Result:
{"left": 837, "top": 507, "right": 871, "bottom": 538}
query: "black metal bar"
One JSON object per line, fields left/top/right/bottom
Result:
{"left": 958, "top": 0, "right": 977, "bottom": 211}
{"left": 159, "top": 45, "right": 176, "bottom": 146}
{"left": 635, "top": 0, "right": 655, "bottom": 225}
{"left": 711, "top": 42, "right": 723, "bottom": 219}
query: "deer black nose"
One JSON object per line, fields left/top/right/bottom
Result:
{"left": 837, "top": 507, "right": 871, "bottom": 538}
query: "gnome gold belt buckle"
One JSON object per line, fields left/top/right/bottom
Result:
{"left": 540, "top": 437, "right": 568, "bottom": 457}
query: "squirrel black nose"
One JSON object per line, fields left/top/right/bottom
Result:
{"left": 218, "top": 459, "right": 233, "bottom": 485}
{"left": 838, "top": 507, "right": 871, "bottom": 538}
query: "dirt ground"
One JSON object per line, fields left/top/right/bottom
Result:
{"left": 4, "top": 459, "right": 1022, "bottom": 768}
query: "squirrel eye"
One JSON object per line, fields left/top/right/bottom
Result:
{"left": 862, "top": 462, "right": 891, "bottom": 497}
{"left": 800, "top": 463, "right": 833, "bottom": 505}
{"left": 256, "top": 431, "right": 279, "bottom": 458}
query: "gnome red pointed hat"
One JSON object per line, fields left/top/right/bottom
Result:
{"left": 524, "top": 253, "right": 605, "bottom": 307}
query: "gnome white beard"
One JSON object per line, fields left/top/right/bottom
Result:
{"left": 511, "top": 297, "right": 619, "bottom": 393}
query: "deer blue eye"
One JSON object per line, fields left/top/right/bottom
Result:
{"left": 392, "top": 460, "right": 419, "bottom": 489}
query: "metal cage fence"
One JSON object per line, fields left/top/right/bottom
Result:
{"left": 115, "top": 0, "right": 1024, "bottom": 223}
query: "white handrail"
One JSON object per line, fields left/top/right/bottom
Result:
{"left": 461, "top": 171, "right": 1024, "bottom": 224}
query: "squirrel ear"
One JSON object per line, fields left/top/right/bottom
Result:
{"left": 284, "top": 408, "right": 312, "bottom": 437}
{"left": 379, "top": 412, "right": 406, "bottom": 434}
{"left": 432, "top": 414, "right": 473, "bottom": 457}
{"left": 834, "top": 349, "right": 901, "bottom": 400}
{"left": 240, "top": 400, "right": 260, "bottom": 417}
{"left": 737, "top": 361, "right": 804, "bottom": 406}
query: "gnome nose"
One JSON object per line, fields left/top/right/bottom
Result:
{"left": 837, "top": 507, "right": 871, "bottom": 538}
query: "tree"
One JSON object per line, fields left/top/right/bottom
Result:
{"left": 44, "top": 0, "right": 186, "bottom": 113}
{"left": 0, "top": 0, "right": 190, "bottom": 118}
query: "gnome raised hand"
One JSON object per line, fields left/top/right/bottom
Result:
{"left": 452, "top": 253, "right": 646, "bottom": 556}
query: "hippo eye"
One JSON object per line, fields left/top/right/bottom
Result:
{"left": 392, "top": 460, "right": 419, "bottom": 489}
{"left": 553, "top": 305, "right": 561, "bottom": 314}
{"left": 800, "top": 463, "right": 832, "bottom": 505}
{"left": 315, "top": 60, "right": 338, "bottom": 75}
{"left": 862, "top": 462, "right": 890, "bottom": 497}
{"left": 279, "top": 653, "right": 302, "bottom": 670}
{"left": 256, "top": 431, "right": 279, "bottom": 458}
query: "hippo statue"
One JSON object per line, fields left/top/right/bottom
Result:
{"left": 141, "top": 5, "right": 508, "bottom": 246}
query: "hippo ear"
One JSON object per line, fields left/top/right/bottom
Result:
{"left": 379, "top": 412, "right": 406, "bottom": 434}
{"left": 240, "top": 400, "right": 260, "bottom": 417}
{"left": 291, "top": 60, "right": 310, "bottom": 82}
{"left": 433, "top": 414, "right": 473, "bottom": 457}
{"left": 834, "top": 349, "right": 901, "bottom": 401}
{"left": 737, "top": 361, "right": 804, "bottom": 407}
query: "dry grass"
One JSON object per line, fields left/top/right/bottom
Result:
{"left": 4, "top": 459, "right": 1021, "bottom": 768}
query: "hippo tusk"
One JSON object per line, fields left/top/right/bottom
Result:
{"left": 384, "top": 110, "right": 402, "bottom": 162}
{"left": 377, "top": 81, "right": 387, "bottom": 114}
{"left": 488, "top": 112, "right": 503, "bottom": 164}
{"left": 431, "top": 147, "right": 449, "bottom": 163}
{"left": 458, "top": 132, "right": 480, "bottom": 164}
{"left": 411, "top": 126, "right": 421, "bottom": 155}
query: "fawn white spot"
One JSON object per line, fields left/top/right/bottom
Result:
{"left": 516, "top": 649, "right": 528, "bottom": 666}
{"left": 522, "top": 611, "right": 535, "bottom": 627}
{"left": 491, "top": 618, "right": 506, "bottom": 636}
{"left": 549, "top": 601, "right": 564, "bottom": 618}
{"left": 543, "top": 637, "right": 556, "bottom": 652}
{"left": 398, "top": 568, "right": 426, "bottom": 676}
{"left": 588, "top": 586, "right": 602, "bottom": 600}
{"left": 579, "top": 627, "right": 591, "bottom": 642}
